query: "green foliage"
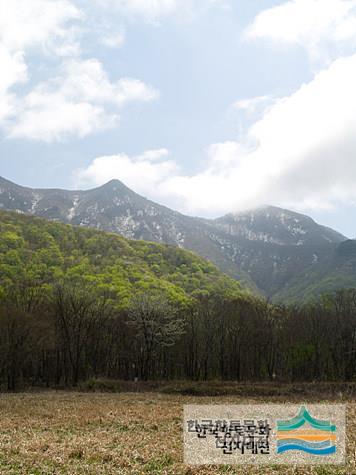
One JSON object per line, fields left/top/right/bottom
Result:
{"left": 287, "top": 343, "right": 315, "bottom": 372}
{"left": 0, "top": 211, "right": 245, "bottom": 309}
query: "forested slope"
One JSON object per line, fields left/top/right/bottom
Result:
{"left": 1, "top": 210, "right": 355, "bottom": 390}
{"left": 0, "top": 210, "right": 245, "bottom": 307}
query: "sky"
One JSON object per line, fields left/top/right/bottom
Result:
{"left": 1, "top": 0, "right": 356, "bottom": 237}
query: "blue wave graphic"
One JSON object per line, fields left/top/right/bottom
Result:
{"left": 277, "top": 444, "right": 336, "bottom": 455}
{"left": 277, "top": 406, "right": 336, "bottom": 432}
{"left": 277, "top": 439, "right": 332, "bottom": 450}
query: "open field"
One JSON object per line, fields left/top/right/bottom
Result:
{"left": 0, "top": 383, "right": 355, "bottom": 475}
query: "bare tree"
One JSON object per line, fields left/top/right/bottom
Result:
{"left": 52, "top": 282, "right": 112, "bottom": 385}
{"left": 127, "top": 293, "right": 185, "bottom": 380}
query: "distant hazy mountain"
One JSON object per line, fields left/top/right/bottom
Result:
{"left": 273, "top": 239, "right": 356, "bottom": 302}
{"left": 0, "top": 175, "right": 352, "bottom": 301}
{"left": 212, "top": 207, "right": 347, "bottom": 297}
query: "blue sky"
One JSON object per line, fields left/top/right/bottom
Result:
{"left": 1, "top": 0, "right": 356, "bottom": 237}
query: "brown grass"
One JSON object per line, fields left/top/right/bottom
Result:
{"left": 0, "top": 387, "right": 355, "bottom": 474}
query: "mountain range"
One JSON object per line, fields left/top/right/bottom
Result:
{"left": 1, "top": 175, "right": 355, "bottom": 302}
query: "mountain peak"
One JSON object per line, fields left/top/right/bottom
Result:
{"left": 214, "top": 205, "right": 345, "bottom": 247}
{"left": 105, "top": 178, "right": 124, "bottom": 186}
{"left": 97, "top": 178, "right": 130, "bottom": 191}
{"left": 0, "top": 174, "right": 349, "bottom": 299}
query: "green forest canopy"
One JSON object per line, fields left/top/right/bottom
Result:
{"left": 0, "top": 211, "right": 247, "bottom": 308}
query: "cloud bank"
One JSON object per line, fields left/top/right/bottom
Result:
{"left": 98, "top": 0, "right": 226, "bottom": 22}
{"left": 3, "top": 0, "right": 356, "bottom": 219}
{"left": 0, "top": 0, "right": 158, "bottom": 142}
{"left": 8, "top": 59, "right": 158, "bottom": 142}
{"left": 246, "top": 0, "right": 356, "bottom": 62}
{"left": 77, "top": 53, "right": 356, "bottom": 216}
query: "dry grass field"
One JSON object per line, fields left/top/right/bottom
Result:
{"left": 0, "top": 383, "right": 355, "bottom": 475}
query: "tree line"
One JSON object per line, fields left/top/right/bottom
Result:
{"left": 0, "top": 281, "right": 355, "bottom": 390}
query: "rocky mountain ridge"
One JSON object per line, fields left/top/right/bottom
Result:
{"left": 0, "top": 175, "right": 351, "bottom": 300}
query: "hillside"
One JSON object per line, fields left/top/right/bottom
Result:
{"left": 213, "top": 206, "right": 346, "bottom": 296}
{"left": 274, "top": 239, "right": 356, "bottom": 302}
{"left": 0, "top": 176, "right": 350, "bottom": 300}
{"left": 1, "top": 210, "right": 356, "bottom": 390}
{"left": 0, "top": 210, "right": 245, "bottom": 308}
{"left": 0, "top": 176, "right": 257, "bottom": 291}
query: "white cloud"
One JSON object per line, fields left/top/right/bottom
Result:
{"left": 246, "top": 0, "right": 356, "bottom": 61}
{"left": 116, "top": 0, "right": 179, "bottom": 19}
{"left": 7, "top": 59, "right": 158, "bottom": 142}
{"left": 0, "top": 0, "right": 80, "bottom": 124}
{"left": 233, "top": 95, "right": 277, "bottom": 121}
{"left": 100, "top": 0, "right": 227, "bottom": 22}
{"left": 76, "top": 54, "right": 356, "bottom": 216}
{"left": 9, "top": 102, "right": 114, "bottom": 143}
{"left": 101, "top": 33, "right": 126, "bottom": 48}
{"left": 135, "top": 149, "right": 170, "bottom": 161}
{"left": 76, "top": 149, "right": 178, "bottom": 197}
{"left": 0, "top": 0, "right": 229, "bottom": 142}
{"left": 0, "top": 48, "right": 27, "bottom": 95}
{"left": 0, "top": 0, "right": 159, "bottom": 141}
{"left": 0, "top": 0, "right": 81, "bottom": 53}
{"left": 114, "top": 78, "right": 159, "bottom": 106}
{"left": 234, "top": 95, "right": 271, "bottom": 112}
{"left": 0, "top": 47, "right": 28, "bottom": 124}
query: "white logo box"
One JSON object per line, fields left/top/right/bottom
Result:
{"left": 183, "top": 404, "right": 346, "bottom": 465}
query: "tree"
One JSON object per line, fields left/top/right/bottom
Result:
{"left": 52, "top": 281, "right": 113, "bottom": 385}
{"left": 0, "top": 304, "right": 33, "bottom": 390}
{"left": 127, "top": 293, "right": 185, "bottom": 380}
